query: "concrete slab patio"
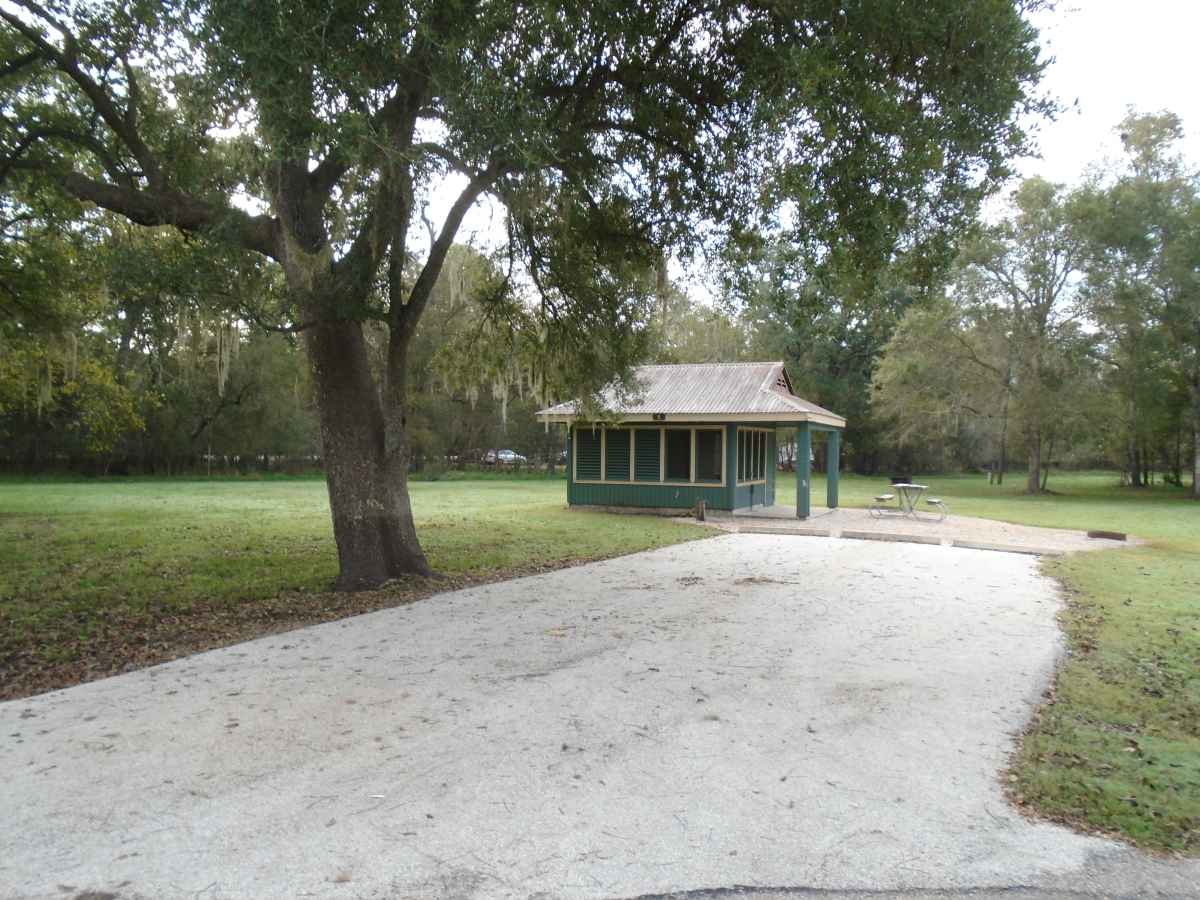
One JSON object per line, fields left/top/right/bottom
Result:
{"left": 719, "top": 505, "right": 1137, "bottom": 556}
{"left": 1, "top": 535, "right": 1195, "bottom": 900}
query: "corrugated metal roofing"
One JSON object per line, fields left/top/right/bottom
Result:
{"left": 536, "top": 361, "right": 845, "bottom": 425}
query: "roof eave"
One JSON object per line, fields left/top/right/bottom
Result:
{"left": 536, "top": 410, "right": 845, "bottom": 428}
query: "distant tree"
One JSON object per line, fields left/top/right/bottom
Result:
{"left": 1075, "top": 112, "right": 1200, "bottom": 495}
{"left": 0, "top": 204, "right": 321, "bottom": 473}
{"left": 875, "top": 179, "right": 1102, "bottom": 489}
{"left": 874, "top": 293, "right": 1100, "bottom": 485}
{"left": 654, "top": 302, "right": 749, "bottom": 365}
{"left": 2, "top": 0, "right": 1051, "bottom": 587}
{"left": 0, "top": 201, "right": 145, "bottom": 467}
{"left": 953, "top": 178, "right": 1090, "bottom": 492}
{"left": 1073, "top": 188, "right": 1176, "bottom": 485}
{"left": 874, "top": 299, "right": 1012, "bottom": 475}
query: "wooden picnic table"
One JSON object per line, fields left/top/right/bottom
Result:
{"left": 870, "top": 483, "right": 947, "bottom": 521}
{"left": 892, "top": 483, "right": 928, "bottom": 516}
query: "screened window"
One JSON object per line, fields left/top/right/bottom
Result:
{"left": 664, "top": 430, "right": 691, "bottom": 481}
{"left": 604, "top": 429, "right": 630, "bottom": 481}
{"left": 576, "top": 428, "right": 602, "bottom": 480}
{"left": 633, "top": 429, "right": 661, "bottom": 482}
{"left": 738, "top": 429, "right": 769, "bottom": 483}
{"left": 695, "top": 430, "right": 722, "bottom": 483}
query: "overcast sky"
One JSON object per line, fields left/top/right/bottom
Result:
{"left": 1010, "top": 1, "right": 1198, "bottom": 184}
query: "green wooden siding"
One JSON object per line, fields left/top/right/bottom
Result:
{"left": 634, "top": 429, "right": 660, "bottom": 482}
{"left": 568, "top": 423, "right": 787, "bottom": 512}
{"left": 576, "top": 428, "right": 601, "bottom": 480}
{"left": 604, "top": 429, "right": 630, "bottom": 481}
{"left": 569, "top": 481, "right": 731, "bottom": 510}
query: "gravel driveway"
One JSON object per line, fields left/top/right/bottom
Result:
{"left": 1, "top": 534, "right": 1195, "bottom": 899}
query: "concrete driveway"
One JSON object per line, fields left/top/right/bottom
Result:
{"left": 1, "top": 534, "right": 1196, "bottom": 900}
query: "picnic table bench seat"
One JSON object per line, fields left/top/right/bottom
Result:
{"left": 868, "top": 486, "right": 949, "bottom": 521}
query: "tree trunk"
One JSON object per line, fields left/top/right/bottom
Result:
{"left": 1126, "top": 388, "right": 1143, "bottom": 487}
{"left": 1193, "top": 384, "right": 1200, "bottom": 499}
{"left": 1026, "top": 430, "right": 1041, "bottom": 494}
{"left": 997, "top": 392, "right": 1009, "bottom": 486}
{"left": 1040, "top": 435, "right": 1054, "bottom": 492}
{"left": 306, "top": 319, "right": 432, "bottom": 590}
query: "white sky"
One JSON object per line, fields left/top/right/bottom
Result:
{"left": 1008, "top": 1, "right": 1199, "bottom": 184}
{"left": 429, "top": 2, "right": 1200, "bottom": 266}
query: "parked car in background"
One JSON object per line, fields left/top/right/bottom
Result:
{"left": 484, "top": 449, "right": 528, "bottom": 466}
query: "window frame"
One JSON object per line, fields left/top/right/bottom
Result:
{"left": 573, "top": 425, "right": 726, "bottom": 486}
{"left": 693, "top": 428, "right": 724, "bottom": 484}
{"left": 663, "top": 427, "right": 694, "bottom": 483}
{"left": 736, "top": 427, "right": 772, "bottom": 486}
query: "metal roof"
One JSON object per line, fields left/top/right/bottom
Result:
{"left": 536, "top": 361, "right": 845, "bottom": 427}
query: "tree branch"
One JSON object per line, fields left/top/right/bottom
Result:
{"left": 190, "top": 379, "right": 255, "bottom": 442}
{"left": 0, "top": 49, "right": 41, "bottom": 80}
{"left": 411, "top": 141, "right": 472, "bottom": 176}
{"left": 1, "top": 3, "right": 164, "bottom": 188}
{"left": 57, "top": 172, "right": 279, "bottom": 258}
{"left": 392, "top": 158, "right": 510, "bottom": 343}
{"left": 308, "top": 151, "right": 349, "bottom": 196}
{"left": 0, "top": 123, "right": 130, "bottom": 186}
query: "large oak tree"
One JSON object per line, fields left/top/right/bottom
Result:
{"left": 2, "top": 0, "right": 1049, "bottom": 587}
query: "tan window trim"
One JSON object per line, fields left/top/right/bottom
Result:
{"left": 574, "top": 426, "right": 726, "bottom": 487}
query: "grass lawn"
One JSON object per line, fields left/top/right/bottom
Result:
{"left": 0, "top": 476, "right": 706, "bottom": 699}
{"left": 782, "top": 470, "right": 1200, "bottom": 853}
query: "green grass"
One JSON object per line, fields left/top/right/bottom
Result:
{"left": 781, "top": 469, "right": 1200, "bottom": 851}
{"left": 0, "top": 478, "right": 702, "bottom": 697}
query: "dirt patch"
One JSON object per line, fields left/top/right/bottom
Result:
{"left": 734, "top": 575, "right": 785, "bottom": 586}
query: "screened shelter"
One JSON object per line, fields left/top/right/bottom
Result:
{"left": 536, "top": 362, "right": 846, "bottom": 518}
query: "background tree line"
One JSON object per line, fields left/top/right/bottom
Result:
{"left": 875, "top": 111, "right": 1199, "bottom": 495}
{"left": 1, "top": 228, "right": 557, "bottom": 475}
{"left": 5, "top": 111, "right": 1198, "bottom": 497}
{"left": 4, "top": 110, "right": 1196, "bottom": 499}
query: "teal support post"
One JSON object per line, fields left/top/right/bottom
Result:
{"left": 565, "top": 425, "right": 574, "bottom": 506}
{"left": 725, "top": 423, "right": 739, "bottom": 510}
{"left": 796, "top": 422, "right": 811, "bottom": 519}
{"left": 827, "top": 429, "right": 840, "bottom": 509}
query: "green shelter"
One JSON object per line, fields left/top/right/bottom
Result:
{"left": 536, "top": 362, "right": 845, "bottom": 518}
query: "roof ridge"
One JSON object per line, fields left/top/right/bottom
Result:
{"left": 535, "top": 360, "right": 844, "bottom": 426}
{"left": 757, "top": 361, "right": 784, "bottom": 395}
{"left": 773, "top": 392, "right": 810, "bottom": 412}
{"left": 638, "top": 360, "right": 780, "bottom": 369}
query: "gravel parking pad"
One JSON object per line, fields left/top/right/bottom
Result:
{"left": 2, "top": 534, "right": 1195, "bottom": 899}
